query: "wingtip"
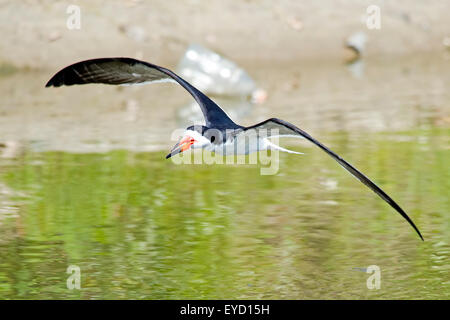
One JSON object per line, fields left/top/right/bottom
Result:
{"left": 45, "top": 78, "right": 64, "bottom": 88}
{"left": 45, "top": 78, "right": 55, "bottom": 87}
{"left": 412, "top": 224, "right": 424, "bottom": 241}
{"left": 411, "top": 220, "right": 424, "bottom": 241}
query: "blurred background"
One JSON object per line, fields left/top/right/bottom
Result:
{"left": 0, "top": 0, "right": 448, "bottom": 299}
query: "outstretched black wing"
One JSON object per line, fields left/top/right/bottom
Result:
{"left": 46, "top": 57, "right": 241, "bottom": 129}
{"left": 245, "top": 118, "right": 424, "bottom": 241}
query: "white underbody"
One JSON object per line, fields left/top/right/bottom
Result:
{"left": 186, "top": 129, "right": 303, "bottom": 155}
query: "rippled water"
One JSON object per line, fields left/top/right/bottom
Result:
{"left": 0, "top": 55, "right": 449, "bottom": 299}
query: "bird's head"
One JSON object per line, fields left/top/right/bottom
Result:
{"left": 166, "top": 125, "right": 220, "bottom": 159}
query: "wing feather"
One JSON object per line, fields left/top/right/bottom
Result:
{"left": 46, "top": 57, "right": 240, "bottom": 129}
{"left": 245, "top": 118, "right": 424, "bottom": 241}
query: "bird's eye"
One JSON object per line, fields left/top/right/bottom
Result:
{"left": 210, "top": 136, "right": 216, "bottom": 143}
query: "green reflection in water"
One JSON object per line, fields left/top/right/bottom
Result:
{"left": 0, "top": 129, "right": 448, "bottom": 299}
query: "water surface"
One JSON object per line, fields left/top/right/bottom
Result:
{"left": 0, "top": 55, "right": 448, "bottom": 299}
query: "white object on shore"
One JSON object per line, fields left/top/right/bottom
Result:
{"left": 346, "top": 31, "right": 368, "bottom": 56}
{"left": 176, "top": 44, "right": 257, "bottom": 98}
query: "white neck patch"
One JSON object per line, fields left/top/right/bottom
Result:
{"left": 184, "top": 129, "right": 210, "bottom": 149}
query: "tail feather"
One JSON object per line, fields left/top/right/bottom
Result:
{"left": 264, "top": 139, "right": 304, "bottom": 155}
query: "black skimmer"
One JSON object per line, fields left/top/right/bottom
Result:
{"left": 46, "top": 57, "right": 423, "bottom": 241}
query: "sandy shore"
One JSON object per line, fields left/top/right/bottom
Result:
{"left": 1, "top": 0, "right": 449, "bottom": 70}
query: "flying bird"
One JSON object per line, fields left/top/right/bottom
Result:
{"left": 46, "top": 57, "right": 423, "bottom": 241}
